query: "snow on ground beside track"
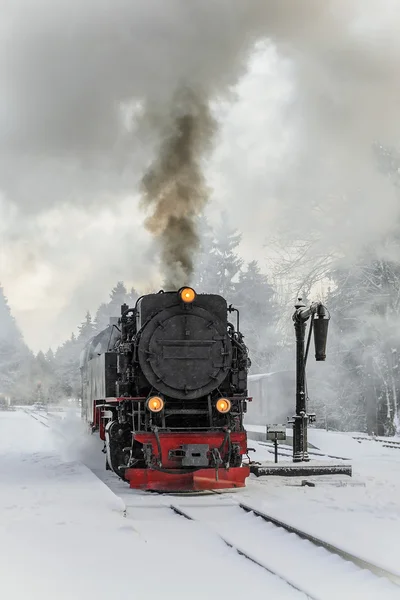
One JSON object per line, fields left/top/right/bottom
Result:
{"left": 0, "top": 411, "right": 306, "bottom": 600}
{"left": 242, "top": 425, "right": 400, "bottom": 576}
{"left": 10, "top": 408, "right": 400, "bottom": 593}
{"left": 27, "top": 409, "right": 400, "bottom": 578}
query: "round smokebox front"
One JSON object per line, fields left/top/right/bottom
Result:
{"left": 138, "top": 305, "right": 232, "bottom": 399}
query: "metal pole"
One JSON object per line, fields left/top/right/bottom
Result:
{"left": 291, "top": 299, "right": 329, "bottom": 462}
{"left": 292, "top": 299, "right": 309, "bottom": 462}
{"left": 274, "top": 438, "right": 278, "bottom": 463}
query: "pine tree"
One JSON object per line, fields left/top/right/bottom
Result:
{"left": 325, "top": 247, "right": 400, "bottom": 435}
{"left": 78, "top": 311, "right": 95, "bottom": 343}
{"left": 109, "top": 282, "right": 128, "bottom": 317}
{"left": 94, "top": 282, "right": 130, "bottom": 333}
{"left": 54, "top": 334, "right": 81, "bottom": 400}
{"left": 45, "top": 348, "right": 56, "bottom": 366}
{"left": 94, "top": 303, "right": 110, "bottom": 332}
{"left": 192, "top": 215, "right": 215, "bottom": 291}
{"left": 31, "top": 350, "right": 58, "bottom": 404}
{"left": 54, "top": 283, "right": 137, "bottom": 400}
{"left": 0, "top": 285, "right": 23, "bottom": 343}
{"left": 0, "top": 285, "right": 33, "bottom": 403}
{"left": 233, "top": 260, "right": 279, "bottom": 372}
{"left": 200, "top": 214, "right": 243, "bottom": 298}
{"left": 128, "top": 287, "right": 140, "bottom": 306}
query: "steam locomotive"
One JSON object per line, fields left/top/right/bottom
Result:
{"left": 80, "top": 287, "right": 251, "bottom": 491}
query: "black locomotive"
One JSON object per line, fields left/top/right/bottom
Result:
{"left": 80, "top": 287, "right": 251, "bottom": 491}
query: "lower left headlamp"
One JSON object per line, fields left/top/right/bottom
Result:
{"left": 146, "top": 396, "right": 164, "bottom": 412}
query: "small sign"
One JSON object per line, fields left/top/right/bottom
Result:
{"left": 266, "top": 424, "right": 287, "bottom": 441}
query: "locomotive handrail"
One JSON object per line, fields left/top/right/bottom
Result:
{"left": 228, "top": 304, "right": 240, "bottom": 332}
{"left": 107, "top": 323, "right": 121, "bottom": 351}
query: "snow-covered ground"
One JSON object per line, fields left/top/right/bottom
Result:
{"left": 0, "top": 411, "right": 305, "bottom": 600}
{"left": 1, "top": 409, "right": 400, "bottom": 599}
{"left": 243, "top": 425, "right": 400, "bottom": 577}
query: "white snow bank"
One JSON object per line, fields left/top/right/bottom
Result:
{"left": 0, "top": 411, "right": 305, "bottom": 600}
{"left": 308, "top": 428, "right": 380, "bottom": 459}
{"left": 246, "top": 422, "right": 399, "bottom": 459}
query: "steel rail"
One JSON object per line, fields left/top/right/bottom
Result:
{"left": 170, "top": 503, "right": 314, "bottom": 599}
{"left": 257, "top": 441, "right": 351, "bottom": 461}
{"left": 238, "top": 501, "right": 400, "bottom": 587}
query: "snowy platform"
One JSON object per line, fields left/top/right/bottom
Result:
{"left": 250, "top": 461, "right": 352, "bottom": 477}
{"left": 0, "top": 410, "right": 308, "bottom": 600}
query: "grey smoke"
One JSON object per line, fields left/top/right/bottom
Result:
{"left": 140, "top": 89, "right": 216, "bottom": 289}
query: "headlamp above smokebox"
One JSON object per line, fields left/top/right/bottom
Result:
{"left": 179, "top": 287, "right": 196, "bottom": 303}
{"left": 135, "top": 290, "right": 227, "bottom": 332}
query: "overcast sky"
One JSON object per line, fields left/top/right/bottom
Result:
{"left": 1, "top": 1, "right": 400, "bottom": 352}
{"left": 0, "top": 46, "right": 289, "bottom": 351}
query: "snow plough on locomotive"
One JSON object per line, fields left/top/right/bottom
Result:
{"left": 80, "top": 288, "right": 251, "bottom": 492}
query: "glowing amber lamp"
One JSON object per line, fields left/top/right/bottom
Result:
{"left": 216, "top": 398, "right": 231, "bottom": 413}
{"left": 147, "top": 396, "right": 164, "bottom": 413}
{"left": 180, "top": 287, "right": 196, "bottom": 303}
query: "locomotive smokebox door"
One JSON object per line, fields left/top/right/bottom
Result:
{"left": 137, "top": 295, "right": 232, "bottom": 400}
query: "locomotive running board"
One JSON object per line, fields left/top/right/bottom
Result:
{"left": 125, "top": 466, "right": 250, "bottom": 492}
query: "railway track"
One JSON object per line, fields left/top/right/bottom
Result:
{"left": 167, "top": 497, "right": 400, "bottom": 600}
{"left": 257, "top": 441, "right": 351, "bottom": 461}
{"left": 120, "top": 499, "right": 309, "bottom": 599}
{"left": 25, "top": 409, "right": 66, "bottom": 437}
{"left": 24, "top": 409, "right": 50, "bottom": 428}
{"left": 90, "top": 449, "right": 399, "bottom": 599}
{"left": 353, "top": 436, "right": 400, "bottom": 451}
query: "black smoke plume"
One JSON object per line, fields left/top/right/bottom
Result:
{"left": 140, "top": 89, "right": 216, "bottom": 289}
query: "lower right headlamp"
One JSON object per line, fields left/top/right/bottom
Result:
{"left": 216, "top": 398, "right": 231, "bottom": 413}
{"left": 147, "top": 396, "right": 164, "bottom": 413}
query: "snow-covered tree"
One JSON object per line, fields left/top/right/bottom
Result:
{"left": 108, "top": 282, "right": 128, "bottom": 316}
{"left": 233, "top": 260, "right": 279, "bottom": 373}
{"left": 78, "top": 311, "right": 95, "bottom": 343}
{"left": 30, "top": 350, "right": 59, "bottom": 404}
{"left": 197, "top": 214, "right": 243, "bottom": 298}
{"left": 55, "top": 283, "right": 140, "bottom": 400}
{"left": 94, "top": 282, "right": 137, "bottom": 333}
{"left": 324, "top": 246, "right": 400, "bottom": 435}
{"left": 54, "top": 333, "right": 81, "bottom": 400}
{"left": 192, "top": 215, "right": 215, "bottom": 291}
{"left": 0, "top": 285, "right": 34, "bottom": 403}
{"left": 93, "top": 302, "right": 110, "bottom": 332}
{"left": 127, "top": 286, "right": 140, "bottom": 306}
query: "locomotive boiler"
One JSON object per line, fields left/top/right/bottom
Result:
{"left": 80, "top": 287, "right": 251, "bottom": 491}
